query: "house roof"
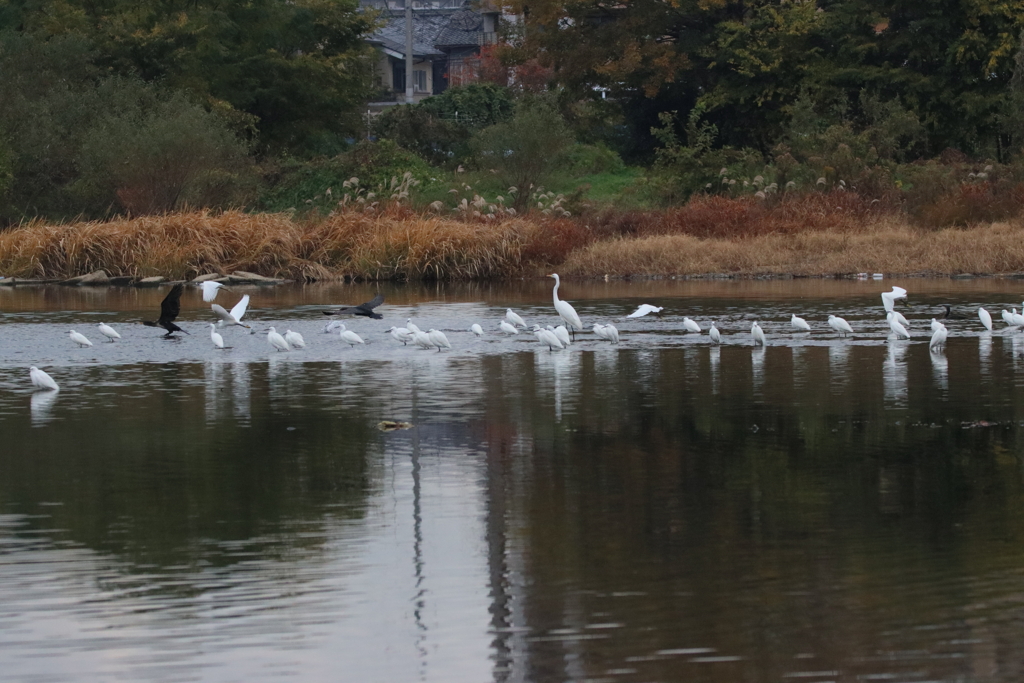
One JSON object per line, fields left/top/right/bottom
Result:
{"left": 367, "top": 6, "right": 488, "bottom": 59}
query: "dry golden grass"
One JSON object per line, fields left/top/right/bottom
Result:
{"left": 0, "top": 210, "right": 534, "bottom": 281}
{"left": 562, "top": 218, "right": 1024, "bottom": 277}
{"left": 3, "top": 207, "right": 1024, "bottom": 281}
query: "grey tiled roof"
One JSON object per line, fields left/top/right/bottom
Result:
{"left": 367, "top": 7, "right": 484, "bottom": 58}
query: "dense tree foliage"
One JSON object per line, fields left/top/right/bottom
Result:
{"left": 504, "top": 0, "right": 1024, "bottom": 161}
{"left": 1, "top": 0, "right": 373, "bottom": 155}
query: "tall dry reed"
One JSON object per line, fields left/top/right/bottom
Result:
{"left": 562, "top": 219, "right": 1024, "bottom": 277}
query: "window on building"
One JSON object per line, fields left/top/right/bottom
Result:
{"left": 414, "top": 69, "right": 427, "bottom": 92}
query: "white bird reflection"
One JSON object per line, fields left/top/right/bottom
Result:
{"left": 537, "top": 350, "right": 577, "bottom": 423}
{"left": 930, "top": 348, "right": 949, "bottom": 392}
{"left": 30, "top": 389, "right": 58, "bottom": 426}
{"left": 791, "top": 347, "right": 808, "bottom": 390}
{"left": 979, "top": 332, "right": 992, "bottom": 376}
{"left": 231, "top": 362, "right": 252, "bottom": 425}
{"left": 883, "top": 341, "right": 908, "bottom": 407}
{"left": 709, "top": 345, "right": 720, "bottom": 395}
{"left": 204, "top": 361, "right": 224, "bottom": 425}
{"left": 751, "top": 346, "right": 766, "bottom": 394}
{"left": 592, "top": 347, "right": 619, "bottom": 376}
{"left": 829, "top": 343, "right": 851, "bottom": 391}
{"left": 1012, "top": 334, "right": 1024, "bottom": 367}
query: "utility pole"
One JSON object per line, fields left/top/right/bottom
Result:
{"left": 405, "top": 0, "right": 414, "bottom": 104}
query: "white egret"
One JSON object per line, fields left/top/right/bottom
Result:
{"left": 929, "top": 318, "right": 943, "bottom": 332}
{"left": 427, "top": 329, "right": 452, "bottom": 352}
{"left": 791, "top": 314, "right": 811, "bottom": 332}
{"left": 549, "top": 273, "right": 583, "bottom": 339}
{"left": 506, "top": 309, "right": 527, "bottom": 328}
{"left": 892, "top": 310, "right": 911, "bottom": 329}
{"left": 470, "top": 323, "right": 484, "bottom": 336}
{"left": 827, "top": 314, "right": 853, "bottom": 337}
{"left": 751, "top": 322, "right": 766, "bottom": 346}
{"left": 323, "top": 320, "right": 344, "bottom": 334}
{"left": 592, "top": 323, "right": 619, "bottom": 343}
{"left": 709, "top": 322, "right": 722, "bottom": 344}
{"left": 979, "top": 307, "right": 993, "bottom": 331}
{"left": 547, "top": 324, "right": 571, "bottom": 347}
{"left": 929, "top": 322, "right": 948, "bottom": 350}
{"left": 627, "top": 304, "right": 664, "bottom": 318}
{"left": 1001, "top": 309, "right": 1014, "bottom": 326}
{"left": 389, "top": 326, "right": 413, "bottom": 345}
{"left": 1012, "top": 308, "right": 1024, "bottom": 327}
{"left": 97, "top": 322, "right": 121, "bottom": 342}
{"left": 532, "top": 324, "right": 564, "bottom": 351}
{"left": 499, "top": 320, "right": 519, "bottom": 336}
{"left": 212, "top": 295, "right": 251, "bottom": 328}
{"left": 406, "top": 319, "right": 422, "bottom": 334}
{"left": 682, "top": 317, "right": 702, "bottom": 333}
{"left": 69, "top": 330, "right": 93, "bottom": 347}
{"left": 200, "top": 280, "right": 227, "bottom": 302}
{"left": 338, "top": 324, "right": 365, "bottom": 347}
{"left": 29, "top": 366, "right": 59, "bottom": 391}
{"left": 881, "top": 286, "right": 908, "bottom": 313}
{"left": 267, "top": 327, "right": 290, "bottom": 352}
{"left": 413, "top": 329, "right": 433, "bottom": 349}
{"left": 209, "top": 323, "right": 225, "bottom": 349}
{"left": 887, "top": 311, "right": 911, "bottom": 339}
{"left": 284, "top": 330, "right": 306, "bottom": 349}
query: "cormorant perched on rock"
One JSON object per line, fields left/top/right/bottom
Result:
{"left": 143, "top": 284, "right": 188, "bottom": 337}
{"left": 324, "top": 294, "right": 385, "bottom": 320}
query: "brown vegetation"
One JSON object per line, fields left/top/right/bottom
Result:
{"left": 1, "top": 193, "right": 1023, "bottom": 281}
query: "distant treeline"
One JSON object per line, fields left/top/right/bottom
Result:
{"left": 1, "top": 0, "right": 1023, "bottom": 226}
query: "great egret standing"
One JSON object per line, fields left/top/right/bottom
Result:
{"left": 212, "top": 295, "right": 250, "bottom": 329}
{"left": 29, "top": 366, "right": 59, "bottom": 391}
{"left": 1012, "top": 309, "right": 1024, "bottom": 327}
{"left": 209, "top": 323, "right": 225, "bottom": 349}
{"left": 499, "top": 321, "right": 519, "bottom": 336}
{"left": 97, "top": 323, "right": 121, "bottom": 342}
{"left": 887, "top": 311, "right": 911, "bottom": 339}
{"left": 412, "top": 329, "right": 433, "bottom": 349}
{"left": 549, "top": 273, "right": 583, "bottom": 339}
{"left": 929, "top": 322, "right": 948, "bottom": 350}
{"left": 69, "top": 330, "right": 93, "bottom": 347}
{"left": 627, "top": 304, "right": 664, "bottom": 318}
{"left": 470, "top": 323, "right": 484, "bottom": 336}
{"left": 267, "top": 327, "right": 290, "bottom": 352}
{"left": 506, "top": 309, "right": 527, "bottom": 328}
{"left": 751, "top": 322, "right": 767, "bottom": 346}
{"left": 709, "top": 322, "right": 722, "bottom": 344}
{"left": 892, "top": 310, "right": 911, "bottom": 329}
{"left": 979, "top": 307, "right": 993, "bottom": 331}
{"left": 827, "top": 315, "right": 853, "bottom": 337}
{"left": 427, "top": 329, "right": 452, "bottom": 352}
{"left": 682, "top": 317, "right": 702, "bottom": 333}
{"left": 791, "top": 314, "right": 811, "bottom": 332}
{"left": 284, "top": 330, "right": 306, "bottom": 348}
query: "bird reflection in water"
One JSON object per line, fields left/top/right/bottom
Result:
{"left": 930, "top": 348, "right": 949, "bottom": 392}
{"left": 709, "top": 346, "right": 721, "bottom": 395}
{"left": 751, "top": 346, "right": 766, "bottom": 394}
{"left": 883, "top": 340, "right": 909, "bottom": 407}
{"left": 829, "top": 344, "right": 851, "bottom": 392}
{"left": 979, "top": 332, "right": 993, "bottom": 376}
{"left": 204, "top": 361, "right": 224, "bottom": 425}
{"left": 30, "top": 389, "right": 58, "bottom": 427}
{"left": 231, "top": 361, "right": 252, "bottom": 425}
{"left": 791, "top": 346, "right": 808, "bottom": 390}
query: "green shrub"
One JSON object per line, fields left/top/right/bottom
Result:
{"left": 259, "top": 139, "right": 436, "bottom": 213}
{"left": 562, "top": 143, "right": 625, "bottom": 177}
{"left": 469, "top": 97, "right": 574, "bottom": 209}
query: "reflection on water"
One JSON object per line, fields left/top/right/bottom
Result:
{"left": 883, "top": 340, "right": 909, "bottom": 407}
{"left": 5, "top": 281, "right": 1024, "bottom": 682}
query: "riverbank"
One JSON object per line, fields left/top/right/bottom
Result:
{"left": 1, "top": 205, "right": 1023, "bottom": 282}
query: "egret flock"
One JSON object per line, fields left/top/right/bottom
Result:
{"left": 23, "top": 276, "right": 1016, "bottom": 393}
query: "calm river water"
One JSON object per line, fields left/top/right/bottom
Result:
{"left": 3, "top": 278, "right": 1024, "bottom": 682}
